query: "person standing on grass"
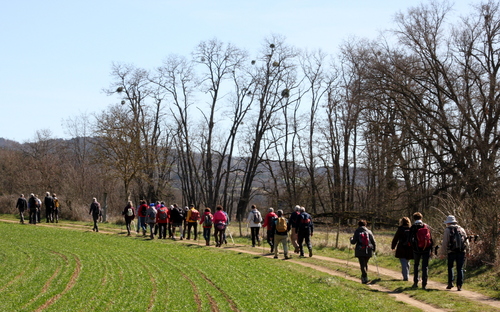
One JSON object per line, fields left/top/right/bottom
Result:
{"left": 272, "top": 209, "right": 290, "bottom": 259}
{"left": 200, "top": 207, "right": 213, "bottom": 246}
{"left": 391, "top": 217, "right": 414, "bottom": 281}
{"left": 137, "top": 200, "right": 148, "bottom": 236}
{"left": 35, "top": 195, "right": 42, "bottom": 223}
{"left": 213, "top": 205, "right": 227, "bottom": 247}
{"left": 439, "top": 215, "right": 468, "bottom": 291}
{"left": 410, "top": 212, "right": 433, "bottom": 290}
{"left": 247, "top": 205, "right": 262, "bottom": 247}
{"left": 289, "top": 205, "right": 301, "bottom": 253}
{"left": 170, "top": 204, "right": 184, "bottom": 240}
{"left": 156, "top": 204, "right": 169, "bottom": 239}
{"left": 52, "top": 193, "right": 60, "bottom": 223}
{"left": 186, "top": 204, "right": 200, "bottom": 240}
{"left": 28, "top": 194, "right": 38, "bottom": 224}
{"left": 122, "top": 201, "right": 135, "bottom": 236}
{"left": 44, "top": 192, "right": 55, "bottom": 223}
{"left": 89, "top": 197, "right": 101, "bottom": 232}
{"left": 145, "top": 203, "right": 157, "bottom": 239}
{"left": 263, "top": 207, "right": 277, "bottom": 253}
{"left": 16, "top": 194, "right": 28, "bottom": 224}
{"left": 296, "top": 207, "right": 314, "bottom": 257}
{"left": 350, "top": 219, "right": 376, "bottom": 284}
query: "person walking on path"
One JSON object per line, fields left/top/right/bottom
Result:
{"left": 439, "top": 215, "right": 469, "bottom": 291}
{"left": 170, "top": 204, "right": 184, "bottom": 240}
{"left": 52, "top": 193, "right": 60, "bottom": 223}
{"left": 44, "top": 192, "right": 55, "bottom": 223}
{"left": 247, "top": 205, "right": 262, "bottom": 247}
{"left": 296, "top": 207, "right": 314, "bottom": 257}
{"left": 156, "top": 204, "right": 169, "bottom": 239}
{"left": 410, "top": 212, "right": 434, "bottom": 289}
{"left": 350, "top": 219, "right": 376, "bottom": 284}
{"left": 137, "top": 200, "right": 148, "bottom": 236}
{"left": 28, "top": 194, "right": 39, "bottom": 224}
{"left": 122, "top": 201, "right": 136, "bottom": 236}
{"left": 89, "top": 198, "right": 101, "bottom": 232}
{"left": 213, "top": 205, "right": 227, "bottom": 247}
{"left": 145, "top": 203, "right": 157, "bottom": 239}
{"left": 186, "top": 204, "right": 200, "bottom": 240}
{"left": 263, "top": 207, "right": 277, "bottom": 253}
{"left": 200, "top": 207, "right": 213, "bottom": 246}
{"left": 391, "top": 217, "right": 414, "bottom": 281}
{"left": 272, "top": 209, "right": 290, "bottom": 259}
{"left": 16, "top": 194, "right": 28, "bottom": 224}
{"left": 289, "top": 205, "right": 301, "bottom": 253}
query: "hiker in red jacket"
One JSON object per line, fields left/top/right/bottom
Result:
{"left": 213, "top": 205, "right": 227, "bottom": 247}
{"left": 262, "top": 207, "right": 277, "bottom": 253}
{"left": 137, "top": 200, "right": 148, "bottom": 236}
{"left": 156, "top": 204, "right": 169, "bottom": 239}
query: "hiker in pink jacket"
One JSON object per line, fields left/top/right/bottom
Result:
{"left": 213, "top": 205, "right": 227, "bottom": 247}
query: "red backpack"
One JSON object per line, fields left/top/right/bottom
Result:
{"left": 416, "top": 224, "right": 431, "bottom": 250}
{"left": 190, "top": 210, "right": 200, "bottom": 221}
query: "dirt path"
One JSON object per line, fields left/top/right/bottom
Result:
{"left": 4, "top": 219, "right": 500, "bottom": 311}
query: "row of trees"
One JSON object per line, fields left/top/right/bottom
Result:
{"left": 1, "top": 1, "right": 499, "bottom": 263}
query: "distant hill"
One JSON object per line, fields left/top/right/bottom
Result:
{"left": 0, "top": 138, "right": 21, "bottom": 149}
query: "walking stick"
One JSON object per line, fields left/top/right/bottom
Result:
{"left": 373, "top": 251, "right": 380, "bottom": 278}
{"left": 346, "top": 240, "right": 351, "bottom": 277}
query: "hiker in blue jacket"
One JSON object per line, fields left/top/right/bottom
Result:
{"left": 350, "top": 219, "right": 376, "bottom": 284}
{"left": 295, "top": 207, "right": 314, "bottom": 257}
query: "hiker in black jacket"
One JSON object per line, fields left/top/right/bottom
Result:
{"left": 16, "top": 194, "right": 28, "bottom": 224}
{"left": 409, "top": 212, "right": 433, "bottom": 290}
{"left": 350, "top": 219, "right": 376, "bottom": 284}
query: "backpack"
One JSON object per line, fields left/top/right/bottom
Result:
{"left": 216, "top": 221, "right": 226, "bottom": 230}
{"left": 190, "top": 210, "right": 200, "bottom": 221}
{"left": 158, "top": 208, "right": 168, "bottom": 220}
{"left": 203, "top": 214, "right": 213, "bottom": 227}
{"left": 298, "top": 213, "right": 311, "bottom": 228}
{"left": 147, "top": 208, "right": 157, "bottom": 220}
{"left": 449, "top": 226, "right": 466, "bottom": 252}
{"left": 253, "top": 211, "right": 261, "bottom": 224}
{"left": 126, "top": 207, "right": 134, "bottom": 217}
{"left": 416, "top": 224, "right": 431, "bottom": 250}
{"left": 54, "top": 198, "right": 60, "bottom": 209}
{"left": 399, "top": 227, "right": 411, "bottom": 247}
{"left": 359, "top": 231, "right": 372, "bottom": 250}
{"left": 276, "top": 217, "right": 287, "bottom": 233}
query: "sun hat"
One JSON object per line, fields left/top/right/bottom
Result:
{"left": 444, "top": 215, "right": 457, "bottom": 224}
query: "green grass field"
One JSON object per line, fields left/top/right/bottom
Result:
{"left": 0, "top": 222, "right": 419, "bottom": 312}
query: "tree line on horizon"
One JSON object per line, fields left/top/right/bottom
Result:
{"left": 0, "top": 1, "right": 499, "bottom": 264}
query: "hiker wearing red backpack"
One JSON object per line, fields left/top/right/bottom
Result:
{"left": 262, "top": 207, "right": 277, "bottom": 253}
{"left": 186, "top": 204, "right": 200, "bottom": 240}
{"left": 391, "top": 217, "right": 413, "bottom": 281}
{"left": 439, "top": 215, "right": 469, "bottom": 291}
{"left": 200, "top": 207, "right": 213, "bottom": 246}
{"left": 350, "top": 219, "right": 376, "bottom": 284}
{"left": 409, "top": 212, "right": 434, "bottom": 289}
{"left": 156, "top": 204, "right": 169, "bottom": 239}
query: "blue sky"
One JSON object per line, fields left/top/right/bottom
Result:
{"left": 0, "top": 0, "right": 474, "bottom": 142}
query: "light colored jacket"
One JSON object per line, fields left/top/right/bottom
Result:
{"left": 247, "top": 209, "right": 262, "bottom": 227}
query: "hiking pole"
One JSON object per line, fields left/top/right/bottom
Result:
{"left": 373, "top": 251, "right": 380, "bottom": 278}
{"left": 346, "top": 241, "right": 351, "bottom": 277}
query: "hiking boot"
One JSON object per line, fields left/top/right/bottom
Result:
{"left": 308, "top": 248, "right": 313, "bottom": 257}
{"left": 273, "top": 255, "right": 278, "bottom": 259}
{"left": 422, "top": 284, "right": 427, "bottom": 290}
{"left": 457, "top": 285, "right": 462, "bottom": 291}
{"left": 446, "top": 284, "right": 453, "bottom": 290}
{"left": 300, "top": 253, "right": 304, "bottom": 257}
{"left": 284, "top": 255, "right": 290, "bottom": 260}
{"left": 411, "top": 283, "right": 418, "bottom": 288}
{"left": 361, "top": 277, "right": 368, "bottom": 284}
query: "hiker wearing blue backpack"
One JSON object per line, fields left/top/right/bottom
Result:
{"left": 391, "top": 217, "right": 413, "bottom": 281}
{"left": 409, "top": 212, "right": 434, "bottom": 290}
{"left": 296, "top": 207, "right": 314, "bottom": 257}
{"left": 439, "top": 215, "right": 468, "bottom": 291}
{"left": 350, "top": 219, "right": 376, "bottom": 284}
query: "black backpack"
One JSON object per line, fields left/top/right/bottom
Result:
{"left": 449, "top": 226, "right": 466, "bottom": 252}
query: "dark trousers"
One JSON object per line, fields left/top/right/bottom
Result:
{"left": 54, "top": 208, "right": 59, "bottom": 222}
{"left": 46, "top": 208, "right": 54, "bottom": 223}
{"left": 357, "top": 256, "right": 370, "bottom": 278}
{"left": 203, "top": 227, "right": 211, "bottom": 243}
{"left": 448, "top": 252, "right": 465, "bottom": 286}
{"left": 187, "top": 222, "right": 198, "bottom": 239}
{"left": 267, "top": 230, "right": 274, "bottom": 250}
{"left": 413, "top": 251, "right": 430, "bottom": 286}
{"left": 158, "top": 223, "right": 167, "bottom": 239}
{"left": 92, "top": 215, "right": 99, "bottom": 232}
{"left": 251, "top": 227, "right": 260, "bottom": 246}
{"left": 19, "top": 209, "right": 25, "bottom": 223}
{"left": 214, "top": 227, "right": 225, "bottom": 246}
{"left": 29, "top": 209, "right": 37, "bottom": 224}
{"left": 297, "top": 228, "right": 312, "bottom": 255}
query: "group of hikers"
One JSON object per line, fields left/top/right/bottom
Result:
{"left": 15, "top": 193, "right": 60, "bottom": 225}
{"left": 15, "top": 194, "right": 468, "bottom": 291}
{"left": 352, "top": 212, "right": 469, "bottom": 291}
